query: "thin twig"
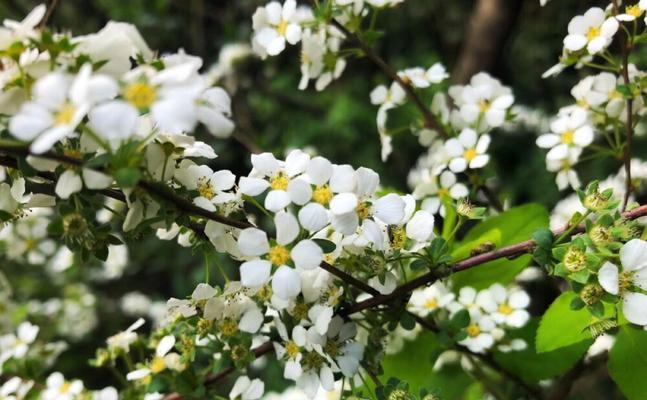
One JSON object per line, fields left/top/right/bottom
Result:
{"left": 38, "top": 0, "right": 61, "bottom": 28}
{"left": 306, "top": 0, "right": 449, "bottom": 139}
{"left": 410, "top": 313, "right": 542, "bottom": 399}
{"left": 612, "top": 0, "right": 635, "bottom": 212}
{"left": 344, "top": 204, "right": 647, "bottom": 315}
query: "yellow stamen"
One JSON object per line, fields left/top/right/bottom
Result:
{"left": 197, "top": 177, "right": 215, "bottom": 200}
{"left": 561, "top": 130, "right": 574, "bottom": 145}
{"left": 55, "top": 104, "right": 76, "bottom": 126}
{"left": 277, "top": 20, "right": 289, "bottom": 36}
{"left": 356, "top": 202, "right": 371, "bottom": 220}
{"left": 150, "top": 356, "right": 167, "bottom": 374}
{"left": 463, "top": 148, "right": 478, "bottom": 162}
{"left": 466, "top": 324, "right": 481, "bottom": 337}
{"left": 124, "top": 82, "right": 157, "bottom": 109}
{"left": 424, "top": 298, "right": 438, "bottom": 310}
{"left": 498, "top": 303, "right": 513, "bottom": 315}
{"left": 270, "top": 173, "right": 289, "bottom": 191}
{"left": 269, "top": 245, "right": 290, "bottom": 266}
{"left": 586, "top": 27, "right": 601, "bottom": 41}
{"left": 478, "top": 100, "right": 490, "bottom": 113}
{"left": 286, "top": 340, "right": 300, "bottom": 358}
{"left": 312, "top": 185, "right": 333, "bottom": 205}
{"left": 627, "top": 4, "right": 643, "bottom": 17}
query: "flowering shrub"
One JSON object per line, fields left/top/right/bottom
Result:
{"left": 0, "top": 1, "right": 647, "bottom": 399}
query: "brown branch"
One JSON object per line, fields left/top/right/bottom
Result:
{"left": 305, "top": 1, "right": 449, "bottom": 139}
{"left": 38, "top": 0, "right": 61, "bottom": 29}
{"left": 451, "top": 0, "right": 522, "bottom": 84}
{"left": 409, "top": 313, "right": 542, "bottom": 399}
{"left": 612, "top": 0, "right": 635, "bottom": 212}
{"left": 344, "top": 204, "right": 647, "bottom": 315}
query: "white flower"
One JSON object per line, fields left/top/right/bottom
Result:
{"left": 252, "top": 0, "right": 303, "bottom": 57}
{"left": 237, "top": 213, "right": 323, "bottom": 298}
{"left": 449, "top": 72, "right": 514, "bottom": 128}
{"left": 0, "top": 321, "right": 39, "bottom": 361}
{"left": 42, "top": 373, "right": 83, "bottom": 400}
{"left": 481, "top": 284, "right": 530, "bottom": 328}
{"left": 616, "top": 1, "right": 647, "bottom": 21}
{"left": 9, "top": 65, "right": 117, "bottom": 153}
{"left": 459, "top": 314, "right": 497, "bottom": 353}
{"left": 408, "top": 282, "right": 455, "bottom": 317}
{"left": 563, "top": 7, "right": 618, "bottom": 55}
{"left": 92, "top": 387, "right": 119, "bottom": 400}
{"left": 0, "top": 377, "right": 33, "bottom": 400}
{"left": 229, "top": 376, "right": 264, "bottom": 400}
{"left": 106, "top": 318, "right": 145, "bottom": 353}
{"left": 239, "top": 150, "right": 311, "bottom": 212}
{"left": 126, "top": 335, "right": 184, "bottom": 381}
{"left": 417, "top": 170, "right": 468, "bottom": 216}
{"left": 0, "top": 4, "right": 45, "bottom": 47}
{"left": 444, "top": 128, "right": 490, "bottom": 173}
{"left": 274, "top": 322, "right": 308, "bottom": 380}
{"left": 598, "top": 239, "right": 647, "bottom": 325}
{"left": 536, "top": 108, "right": 593, "bottom": 160}
{"left": 546, "top": 147, "right": 581, "bottom": 190}
{"left": 175, "top": 164, "right": 236, "bottom": 211}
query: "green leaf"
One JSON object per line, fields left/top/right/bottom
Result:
{"left": 381, "top": 332, "right": 474, "bottom": 398}
{"left": 450, "top": 309, "right": 470, "bottom": 329}
{"left": 536, "top": 292, "right": 603, "bottom": 353}
{"left": 609, "top": 325, "right": 647, "bottom": 399}
{"left": 494, "top": 319, "right": 590, "bottom": 383}
{"left": 312, "top": 239, "right": 336, "bottom": 254}
{"left": 451, "top": 204, "right": 549, "bottom": 289}
{"left": 114, "top": 167, "right": 141, "bottom": 188}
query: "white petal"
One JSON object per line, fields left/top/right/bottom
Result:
{"left": 372, "top": 193, "right": 405, "bottom": 224}
{"left": 264, "top": 189, "right": 291, "bottom": 211}
{"left": 620, "top": 239, "right": 647, "bottom": 271}
{"left": 287, "top": 178, "right": 312, "bottom": 206}
{"left": 623, "top": 292, "right": 647, "bottom": 325}
{"left": 298, "top": 203, "right": 329, "bottom": 232}
{"left": 290, "top": 239, "right": 323, "bottom": 269}
{"left": 330, "top": 192, "right": 358, "bottom": 215}
{"left": 156, "top": 335, "right": 175, "bottom": 357}
{"left": 240, "top": 260, "right": 272, "bottom": 288}
{"left": 598, "top": 261, "right": 619, "bottom": 295}
{"left": 406, "top": 210, "right": 435, "bottom": 242}
{"left": 239, "top": 307, "right": 264, "bottom": 333}
{"left": 82, "top": 168, "right": 112, "bottom": 189}
{"left": 275, "top": 211, "right": 300, "bottom": 245}
{"left": 306, "top": 156, "right": 332, "bottom": 185}
{"left": 239, "top": 177, "right": 270, "bottom": 196}
{"left": 55, "top": 170, "right": 83, "bottom": 199}
{"left": 272, "top": 265, "right": 301, "bottom": 299}
{"left": 237, "top": 228, "right": 270, "bottom": 257}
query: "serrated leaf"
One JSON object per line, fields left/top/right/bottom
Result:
{"left": 494, "top": 319, "right": 590, "bottom": 383}
{"left": 609, "top": 325, "right": 647, "bottom": 399}
{"left": 536, "top": 292, "right": 600, "bottom": 353}
{"left": 451, "top": 204, "right": 549, "bottom": 289}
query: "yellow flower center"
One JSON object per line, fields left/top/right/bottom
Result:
{"left": 277, "top": 20, "right": 289, "bottom": 37}
{"left": 438, "top": 187, "right": 450, "bottom": 198}
{"left": 269, "top": 245, "right": 290, "bottom": 266}
{"left": 627, "top": 4, "right": 644, "bottom": 17}
{"left": 312, "top": 185, "right": 333, "bottom": 205}
{"left": 564, "top": 247, "right": 587, "bottom": 272}
{"left": 498, "top": 303, "right": 513, "bottom": 315}
{"left": 463, "top": 148, "right": 478, "bottom": 162}
{"left": 356, "top": 202, "right": 371, "bottom": 220}
{"left": 286, "top": 340, "right": 300, "bottom": 358}
{"left": 478, "top": 99, "right": 490, "bottom": 113}
{"left": 220, "top": 318, "right": 239, "bottom": 337}
{"left": 576, "top": 99, "right": 589, "bottom": 108}
{"left": 466, "top": 324, "right": 481, "bottom": 337}
{"left": 424, "top": 298, "right": 438, "bottom": 310}
{"left": 619, "top": 271, "right": 635, "bottom": 293}
{"left": 150, "top": 356, "right": 167, "bottom": 374}
{"left": 587, "top": 26, "right": 601, "bottom": 41}
{"left": 60, "top": 382, "right": 71, "bottom": 394}
{"left": 324, "top": 340, "right": 339, "bottom": 357}
{"left": 197, "top": 177, "right": 215, "bottom": 200}
{"left": 124, "top": 82, "right": 157, "bottom": 109}
{"left": 270, "top": 173, "right": 289, "bottom": 191}
{"left": 389, "top": 226, "right": 407, "bottom": 250}
{"left": 561, "top": 130, "right": 574, "bottom": 145}
{"left": 55, "top": 104, "right": 76, "bottom": 126}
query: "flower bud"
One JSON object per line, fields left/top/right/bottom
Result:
{"left": 563, "top": 246, "right": 587, "bottom": 272}
{"left": 589, "top": 225, "right": 612, "bottom": 247}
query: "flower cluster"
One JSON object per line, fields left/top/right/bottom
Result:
{"left": 408, "top": 281, "right": 530, "bottom": 353}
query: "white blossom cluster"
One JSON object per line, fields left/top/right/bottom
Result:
{"left": 408, "top": 281, "right": 530, "bottom": 353}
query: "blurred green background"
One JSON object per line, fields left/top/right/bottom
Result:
{"left": 0, "top": 0, "right": 643, "bottom": 397}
